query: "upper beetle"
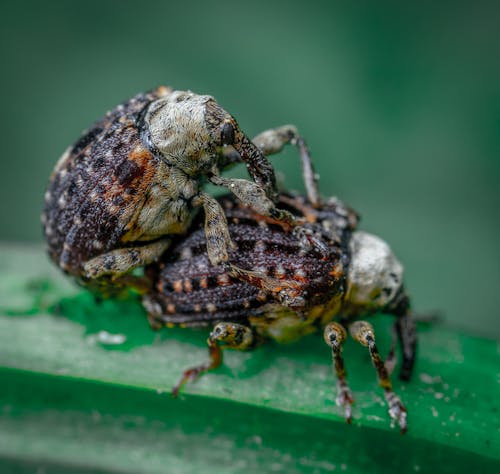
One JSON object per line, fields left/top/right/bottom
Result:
{"left": 42, "top": 86, "right": 319, "bottom": 293}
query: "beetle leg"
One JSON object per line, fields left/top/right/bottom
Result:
{"left": 172, "top": 322, "right": 254, "bottom": 397}
{"left": 384, "top": 324, "right": 398, "bottom": 376}
{"left": 252, "top": 125, "right": 320, "bottom": 207}
{"left": 192, "top": 192, "right": 235, "bottom": 266}
{"left": 394, "top": 311, "right": 418, "bottom": 382}
{"left": 324, "top": 322, "right": 354, "bottom": 423}
{"left": 209, "top": 174, "right": 301, "bottom": 228}
{"left": 227, "top": 265, "right": 306, "bottom": 309}
{"left": 384, "top": 309, "right": 418, "bottom": 378}
{"left": 278, "top": 194, "right": 320, "bottom": 224}
{"left": 231, "top": 132, "right": 279, "bottom": 201}
{"left": 349, "top": 321, "right": 407, "bottom": 433}
{"left": 386, "top": 288, "right": 418, "bottom": 381}
{"left": 83, "top": 238, "right": 171, "bottom": 279}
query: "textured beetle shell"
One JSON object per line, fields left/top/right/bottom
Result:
{"left": 143, "top": 194, "right": 358, "bottom": 330}
{"left": 42, "top": 87, "right": 173, "bottom": 276}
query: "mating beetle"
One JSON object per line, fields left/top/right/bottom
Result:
{"left": 143, "top": 192, "right": 416, "bottom": 433}
{"left": 42, "top": 86, "right": 318, "bottom": 293}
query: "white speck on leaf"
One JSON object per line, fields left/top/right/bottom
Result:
{"left": 87, "top": 330, "right": 127, "bottom": 345}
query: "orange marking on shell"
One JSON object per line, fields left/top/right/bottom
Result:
{"left": 217, "top": 274, "right": 231, "bottom": 286}
{"left": 328, "top": 264, "right": 343, "bottom": 279}
{"left": 129, "top": 144, "right": 153, "bottom": 168}
{"left": 253, "top": 214, "right": 294, "bottom": 232}
{"left": 292, "top": 271, "right": 308, "bottom": 283}
{"left": 156, "top": 85, "right": 172, "bottom": 97}
{"left": 184, "top": 279, "right": 193, "bottom": 292}
{"left": 105, "top": 142, "right": 156, "bottom": 206}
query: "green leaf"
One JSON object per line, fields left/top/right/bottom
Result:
{"left": 0, "top": 244, "right": 498, "bottom": 473}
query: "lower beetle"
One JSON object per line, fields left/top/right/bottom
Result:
{"left": 143, "top": 192, "right": 416, "bottom": 433}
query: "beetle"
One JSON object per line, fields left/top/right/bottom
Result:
{"left": 143, "top": 192, "right": 417, "bottom": 433}
{"left": 42, "top": 86, "right": 320, "bottom": 294}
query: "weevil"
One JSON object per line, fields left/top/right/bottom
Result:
{"left": 42, "top": 86, "right": 319, "bottom": 294}
{"left": 143, "top": 193, "right": 417, "bottom": 433}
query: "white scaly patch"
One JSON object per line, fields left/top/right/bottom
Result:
{"left": 52, "top": 147, "right": 72, "bottom": 175}
{"left": 346, "top": 231, "right": 404, "bottom": 310}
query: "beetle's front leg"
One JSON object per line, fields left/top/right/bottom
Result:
{"left": 384, "top": 309, "right": 418, "bottom": 380}
{"left": 172, "top": 322, "right": 254, "bottom": 397}
{"left": 232, "top": 133, "right": 279, "bottom": 201}
{"left": 192, "top": 192, "right": 235, "bottom": 266}
{"left": 324, "top": 322, "right": 354, "bottom": 423}
{"left": 209, "top": 174, "right": 300, "bottom": 229}
{"left": 383, "top": 288, "right": 417, "bottom": 381}
{"left": 252, "top": 125, "right": 320, "bottom": 207}
{"left": 349, "top": 321, "right": 407, "bottom": 433}
{"left": 83, "top": 238, "right": 171, "bottom": 279}
{"left": 395, "top": 310, "right": 418, "bottom": 382}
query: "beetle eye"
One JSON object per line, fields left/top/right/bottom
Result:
{"left": 221, "top": 122, "right": 235, "bottom": 145}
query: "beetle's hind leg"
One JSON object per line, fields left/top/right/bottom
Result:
{"left": 349, "top": 321, "right": 407, "bottom": 433}
{"left": 83, "top": 238, "right": 171, "bottom": 280}
{"left": 172, "top": 322, "right": 254, "bottom": 397}
{"left": 252, "top": 125, "right": 320, "bottom": 207}
{"left": 324, "top": 322, "right": 354, "bottom": 423}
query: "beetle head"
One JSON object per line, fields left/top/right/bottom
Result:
{"left": 204, "top": 99, "right": 278, "bottom": 201}
{"left": 143, "top": 90, "right": 277, "bottom": 200}
{"left": 143, "top": 90, "right": 218, "bottom": 174}
{"left": 344, "top": 231, "right": 404, "bottom": 314}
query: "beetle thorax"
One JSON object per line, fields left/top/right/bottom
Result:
{"left": 145, "top": 90, "right": 216, "bottom": 174}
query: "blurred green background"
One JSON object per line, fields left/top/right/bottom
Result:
{"left": 0, "top": 0, "right": 498, "bottom": 337}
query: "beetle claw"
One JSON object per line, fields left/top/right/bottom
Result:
{"left": 172, "top": 365, "right": 207, "bottom": 398}
{"left": 336, "top": 382, "right": 354, "bottom": 424}
{"left": 386, "top": 391, "right": 408, "bottom": 434}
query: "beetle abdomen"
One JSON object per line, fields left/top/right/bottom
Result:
{"left": 144, "top": 194, "right": 352, "bottom": 327}
{"left": 42, "top": 87, "right": 171, "bottom": 275}
{"left": 144, "top": 252, "right": 264, "bottom": 327}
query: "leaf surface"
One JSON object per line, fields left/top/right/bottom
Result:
{"left": 0, "top": 244, "right": 498, "bottom": 473}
